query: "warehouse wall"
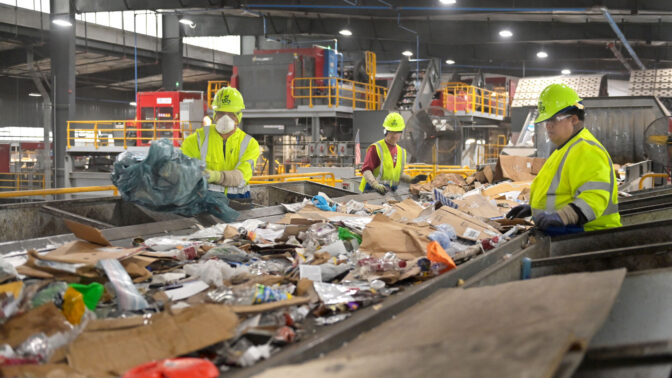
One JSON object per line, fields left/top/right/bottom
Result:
{"left": 0, "top": 77, "right": 135, "bottom": 128}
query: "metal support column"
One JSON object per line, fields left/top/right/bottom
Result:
{"left": 161, "top": 14, "right": 183, "bottom": 91}
{"left": 50, "top": 0, "right": 75, "bottom": 189}
{"left": 311, "top": 116, "right": 321, "bottom": 166}
{"left": 267, "top": 136, "right": 275, "bottom": 175}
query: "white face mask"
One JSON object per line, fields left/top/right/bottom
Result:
{"left": 215, "top": 115, "right": 236, "bottom": 134}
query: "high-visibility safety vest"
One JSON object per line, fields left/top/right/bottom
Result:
{"left": 359, "top": 139, "right": 406, "bottom": 192}
{"left": 181, "top": 126, "right": 259, "bottom": 195}
{"left": 530, "top": 128, "right": 621, "bottom": 231}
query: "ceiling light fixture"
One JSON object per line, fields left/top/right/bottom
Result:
{"left": 52, "top": 19, "right": 72, "bottom": 27}
{"left": 28, "top": 93, "right": 42, "bottom": 97}
{"left": 129, "top": 101, "right": 137, "bottom": 106}
{"left": 439, "top": 0, "right": 457, "bottom": 4}
{"left": 561, "top": 69, "right": 571, "bottom": 75}
{"left": 402, "top": 50, "right": 413, "bottom": 57}
{"left": 445, "top": 59, "right": 455, "bottom": 65}
{"left": 498, "top": 29, "right": 513, "bottom": 38}
{"left": 537, "top": 51, "right": 548, "bottom": 59}
{"left": 339, "top": 28, "right": 352, "bottom": 36}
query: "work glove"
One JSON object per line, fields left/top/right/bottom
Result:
{"left": 205, "top": 169, "right": 221, "bottom": 184}
{"left": 372, "top": 182, "right": 389, "bottom": 195}
{"left": 410, "top": 174, "right": 428, "bottom": 184}
{"left": 506, "top": 204, "right": 531, "bottom": 219}
{"left": 532, "top": 211, "right": 565, "bottom": 230}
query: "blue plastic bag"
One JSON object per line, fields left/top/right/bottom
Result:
{"left": 111, "top": 139, "right": 238, "bottom": 222}
{"left": 428, "top": 224, "right": 457, "bottom": 251}
{"left": 312, "top": 195, "right": 337, "bottom": 211}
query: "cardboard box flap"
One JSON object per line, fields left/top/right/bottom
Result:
{"left": 65, "top": 220, "right": 110, "bottom": 246}
{"left": 495, "top": 156, "right": 546, "bottom": 182}
{"left": 454, "top": 195, "right": 502, "bottom": 219}
{"left": 67, "top": 304, "right": 238, "bottom": 376}
{"left": 387, "top": 198, "right": 424, "bottom": 222}
{"left": 38, "top": 241, "right": 144, "bottom": 265}
{"left": 427, "top": 206, "right": 501, "bottom": 241}
{"left": 359, "top": 214, "right": 431, "bottom": 260}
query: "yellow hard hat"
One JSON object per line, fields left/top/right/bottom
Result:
{"left": 212, "top": 87, "right": 245, "bottom": 122}
{"left": 535, "top": 83, "right": 583, "bottom": 123}
{"left": 383, "top": 112, "right": 405, "bottom": 132}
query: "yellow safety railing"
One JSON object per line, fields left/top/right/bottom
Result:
{"left": 291, "top": 77, "right": 387, "bottom": 110}
{"left": 0, "top": 172, "right": 46, "bottom": 191}
{"left": 207, "top": 80, "right": 230, "bottom": 106}
{"left": 0, "top": 185, "right": 118, "bottom": 198}
{"left": 67, "top": 120, "right": 198, "bottom": 149}
{"left": 249, "top": 172, "right": 338, "bottom": 186}
{"left": 442, "top": 82, "right": 508, "bottom": 117}
{"left": 639, "top": 173, "right": 670, "bottom": 190}
{"left": 478, "top": 135, "right": 508, "bottom": 165}
{"left": 355, "top": 165, "right": 476, "bottom": 180}
{"left": 365, "top": 51, "right": 377, "bottom": 110}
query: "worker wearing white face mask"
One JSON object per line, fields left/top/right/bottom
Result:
{"left": 181, "top": 87, "right": 260, "bottom": 198}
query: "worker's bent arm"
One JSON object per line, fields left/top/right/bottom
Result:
{"left": 566, "top": 143, "right": 612, "bottom": 221}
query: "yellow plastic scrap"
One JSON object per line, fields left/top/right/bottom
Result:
{"left": 62, "top": 287, "right": 86, "bottom": 325}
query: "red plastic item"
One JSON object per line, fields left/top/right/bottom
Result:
{"left": 123, "top": 358, "right": 219, "bottom": 378}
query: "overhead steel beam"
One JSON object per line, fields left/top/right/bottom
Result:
{"left": 50, "top": 0, "right": 75, "bottom": 189}
{"left": 180, "top": 14, "right": 672, "bottom": 46}
{"left": 75, "top": 63, "right": 163, "bottom": 88}
{"left": 71, "top": 0, "right": 672, "bottom": 13}
{"left": 602, "top": 8, "right": 646, "bottom": 70}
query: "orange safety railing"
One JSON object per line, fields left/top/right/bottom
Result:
{"left": 67, "top": 120, "right": 199, "bottom": 149}
{"left": 249, "top": 172, "right": 338, "bottom": 186}
{"left": 207, "top": 80, "right": 230, "bottom": 106}
{"left": 291, "top": 77, "right": 387, "bottom": 110}
{"left": 442, "top": 82, "right": 508, "bottom": 117}
{"left": 0, "top": 172, "right": 46, "bottom": 191}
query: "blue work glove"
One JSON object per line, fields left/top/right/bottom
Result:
{"left": 532, "top": 211, "right": 565, "bottom": 230}
{"left": 506, "top": 204, "right": 531, "bottom": 219}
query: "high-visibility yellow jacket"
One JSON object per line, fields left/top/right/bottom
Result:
{"left": 181, "top": 126, "right": 259, "bottom": 195}
{"left": 530, "top": 128, "right": 620, "bottom": 231}
{"left": 359, "top": 139, "right": 406, "bottom": 192}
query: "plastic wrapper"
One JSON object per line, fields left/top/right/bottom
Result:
{"left": 315, "top": 313, "right": 350, "bottom": 326}
{"left": 0, "top": 257, "right": 18, "bottom": 283}
{"left": 237, "top": 344, "right": 272, "bottom": 367}
{"left": 143, "top": 237, "right": 190, "bottom": 251}
{"left": 111, "top": 138, "right": 238, "bottom": 222}
{"left": 202, "top": 244, "right": 254, "bottom": 264}
{"left": 311, "top": 195, "right": 337, "bottom": 211}
{"left": 98, "top": 259, "right": 149, "bottom": 311}
{"left": 253, "top": 224, "right": 286, "bottom": 242}
{"left": 319, "top": 240, "right": 348, "bottom": 257}
{"left": 247, "top": 260, "right": 289, "bottom": 276}
{"left": 319, "top": 263, "right": 352, "bottom": 282}
{"left": 62, "top": 287, "right": 86, "bottom": 325}
{"left": 184, "top": 260, "right": 246, "bottom": 287}
{"left": 253, "top": 284, "right": 294, "bottom": 304}
{"left": 308, "top": 223, "right": 339, "bottom": 245}
{"left": 15, "top": 332, "right": 49, "bottom": 362}
{"left": 31, "top": 282, "right": 68, "bottom": 309}
{"left": 281, "top": 198, "right": 312, "bottom": 213}
{"left": 344, "top": 200, "right": 367, "bottom": 215}
{"left": 330, "top": 216, "right": 373, "bottom": 232}
{"left": 313, "top": 282, "right": 360, "bottom": 305}
{"left": 428, "top": 224, "right": 457, "bottom": 251}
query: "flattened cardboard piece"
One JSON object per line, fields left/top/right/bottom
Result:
{"left": 231, "top": 296, "right": 311, "bottom": 314}
{"left": 360, "top": 214, "right": 431, "bottom": 260}
{"left": 1, "top": 303, "right": 72, "bottom": 348}
{"left": 454, "top": 195, "right": 502, "bottom": 219}
{"left": 483, "top": 165, "right": 495, "bottom": 183}
{"left": 64, "top": 219, "right": 110, "bottom": 246}
{"left": 39, "top": 241, "right": 144, "bottom": 265}
{"left": 495, "top": 156, "right": 546, "bottom": 182}
{"left": 85, "top": 315, "right": 149, "bottom": 332}
{"left": 481, "top": 181, "right": 531, "bottom": 199}
{"left": 442, "top": 184, "right": 465, "bottom": 197}
{"left": 224, "top": 225, "right": 239, "bottom": 239}
{"left": 67, "top": 304, "right": 238, "bottom": 376}
{"left": 427, "top": 206, "right": 501, "bottom": 241}
{"left": 432, "top": 173, "right": 467, "bottom": 187}
{"left": 388, "top": 198, "right": 424, "bottom": 222}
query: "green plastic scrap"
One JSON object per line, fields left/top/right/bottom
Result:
{"left": 338, "top": 227, "right": 362, "bottom": 244}
{"left": 68, "top": 282, "right": 104, "bottom": 311}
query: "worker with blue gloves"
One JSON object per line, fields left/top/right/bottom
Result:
{"left": 506, "top": 84, "right": 621, "bottom": 234}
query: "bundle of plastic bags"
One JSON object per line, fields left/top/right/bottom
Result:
{"left": 111, "top": 138, "right": 238, "bottom": 222}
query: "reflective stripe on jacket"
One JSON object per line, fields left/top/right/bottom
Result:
{"left": 359, "top": 139, "right": 406, "bottom": 192}
{"left": 530, "top": 128, "right": 621, "bottom": 231}
{"left": 181, "top": 126, "right": 259, "bottom": 195}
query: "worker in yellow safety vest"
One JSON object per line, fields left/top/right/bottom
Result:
{"left": 359, "top": 112, "right": 427, "bottom": 194}
{"left": 507, "top": 84, "right": 621, "bottom": 234}
{"left": 181, "top": 87, "right": 260, "bottom": 199}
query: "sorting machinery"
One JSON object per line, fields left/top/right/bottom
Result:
{"left": 2, "top": 180, "right": 672, "bottom": 376}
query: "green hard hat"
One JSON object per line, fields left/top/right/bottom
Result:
{"left": 212, "top": 87, "right": 245, "bottom": 122}
{"left": 383, "top": 112, "right": 405, "bottom": 132}
{"left": 535, "top": 83, "right": 583, "bottom": 123}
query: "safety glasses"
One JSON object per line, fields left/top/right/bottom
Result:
{"left": 537, "top": 113, "right": 572, "bottom": 128}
